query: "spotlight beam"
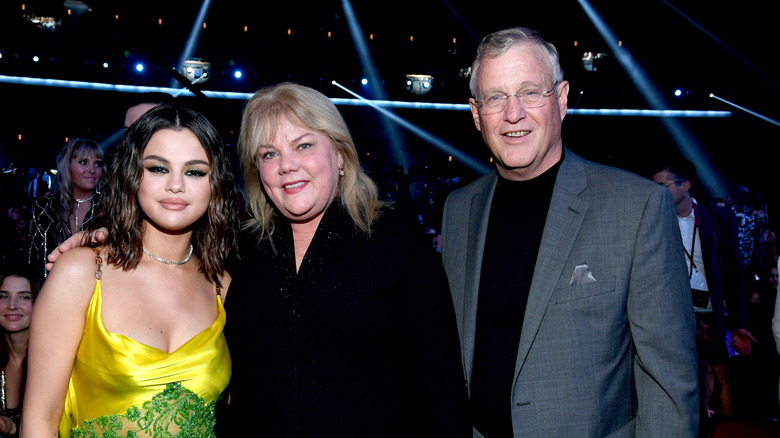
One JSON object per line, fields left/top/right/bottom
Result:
{"left": 171, "top": 0, "right": 213, "bottom": 88}
{"left": 709, "top": 94, "right": 780, "bottom": 127}
{"left": 578, "top": 0, "right": 724, "bottom": 198}
{"left": 341, "top": 0, "right": 407, "bottom": 171}
{"left": 331, "top": 81, "right": 492, "bottom": 176}
{"left": 441, "top": 0, "right": 481, "bottom": 43}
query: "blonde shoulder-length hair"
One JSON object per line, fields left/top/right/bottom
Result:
{"left": 52, "top": 138, "right": 107, "bottom": 243}
{"left": 238, "top": 82, "right": 384, "bottom": 239}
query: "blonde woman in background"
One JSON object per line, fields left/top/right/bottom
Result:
{"left": 28, "top": 138, "right": 106, "bottom": 277}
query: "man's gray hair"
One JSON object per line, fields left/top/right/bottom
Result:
{"left": 469, "top": 27, "right": 564, "bottom": 98}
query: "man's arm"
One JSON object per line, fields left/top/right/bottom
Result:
{"left": 628, "top": 188, "right": 699, "bottom": 437}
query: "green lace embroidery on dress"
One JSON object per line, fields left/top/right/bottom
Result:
{"left": 70, "top": 382, "right": 217, "bottom": 438}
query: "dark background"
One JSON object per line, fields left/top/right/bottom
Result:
{"left": 1, "top": 0, "right": 778, "bottom": 206}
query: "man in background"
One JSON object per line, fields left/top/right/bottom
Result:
{"left": 653, "top": 157, "right": 753, "bottom": 426}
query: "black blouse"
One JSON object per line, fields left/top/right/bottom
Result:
{"left": 219, "top": 203, "right": 470, "bottom": 437}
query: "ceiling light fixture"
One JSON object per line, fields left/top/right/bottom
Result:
{"left": 405, "top": 74, "right": 434, "bottom": 96}
{"left": 182, "top": 59, "right": 211, "bottom": 84}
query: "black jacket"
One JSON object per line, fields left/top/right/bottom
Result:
{"left": 219, "top": 203, "right": 469, "bottom": 437}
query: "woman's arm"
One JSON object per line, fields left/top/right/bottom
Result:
{"left": 21, "top": 248, "right": 97, "bottom": 437}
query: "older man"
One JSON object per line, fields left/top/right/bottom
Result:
{"left": 441, "top": 27, "right": 699, "bottom": 437}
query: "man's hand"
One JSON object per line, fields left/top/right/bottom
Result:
{"left": 731, "top": 328, "right": 757, "bottom": 355}
{"left": 45, "top": 228, "right": 108, "bottom": 271}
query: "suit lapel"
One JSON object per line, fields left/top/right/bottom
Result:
{"left": 513, "top": 152, "right": 590, "bottom": 379}
{"left": 463, "top": 174, "right": 497, "bottom": 382}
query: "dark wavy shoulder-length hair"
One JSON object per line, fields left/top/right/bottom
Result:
{"left": 92, "top": 104, "right": 238, "bottom": 286}
{"left": 0, "top": 261, "right": 43, "bottom": 304}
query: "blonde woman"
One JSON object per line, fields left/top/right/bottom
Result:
{"left": 220, "top": 83, "right": 469, "bottom": 437}
{"left": 28, "top": 138, "right": 107, "bottom": 277}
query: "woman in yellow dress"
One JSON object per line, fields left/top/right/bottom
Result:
{"left": 21, "top": 104, "right": 238, "bottom": 438}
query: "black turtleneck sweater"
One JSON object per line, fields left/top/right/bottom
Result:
{"left": 470, "top": 159, "right": 561, "bottom": 437}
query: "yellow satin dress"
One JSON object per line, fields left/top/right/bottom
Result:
{"left": 58, "top": 277, "right": 231, "bottom": 438}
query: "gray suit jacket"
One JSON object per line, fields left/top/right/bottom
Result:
{"left": 442, "top": 150, "right": 699, "bottom": 437}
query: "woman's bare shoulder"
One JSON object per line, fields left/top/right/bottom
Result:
{"left": 50, "top": 246, "right": 103, "bottom": 275}
{"left": 42, "top": 246, "right": 104, "bottom": 301}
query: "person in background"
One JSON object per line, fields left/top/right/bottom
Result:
{"left": 754, "top": 206, "right": 777, "bottom": 285}
{"left": 441, "top": 26, "right": 699, "bottom": 436}
{"left": 0, "top": 262, "right": 42, "bottom": 438}
{"left": 124, "top": 92, "right": 175, "bottom": 131}
{"left": 28, "top": 138, "right": 106, "bottom": 277}
{"left": 219, "top": 82, "right": 470, "bottom": 437}
{"left": 725, "top": 185, "right": 765, "bottom": 298}
{"left": 92, "top": 92, "right": 178, "bottom": 170}
{"left": 1, "top": 203, "right": 30, "bottom": 263}
{"left": 652, "top": 157, "right": 752, "bottom": 428}
{"left": 22, "top": 105, "right": 238, "bottom": 437}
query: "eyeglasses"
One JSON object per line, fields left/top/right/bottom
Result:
{"left": 659, "top": 181, "right": 683, "bottom": 188}
{"left": 475, "top": 81, "right": 560, "bottom": 114}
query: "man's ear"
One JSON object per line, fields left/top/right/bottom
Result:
{"left": 469, "top": 98, "right": 482, "bottom": 132}
{"left": 557, "top": 80, "right": 570, "bottom": 120}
